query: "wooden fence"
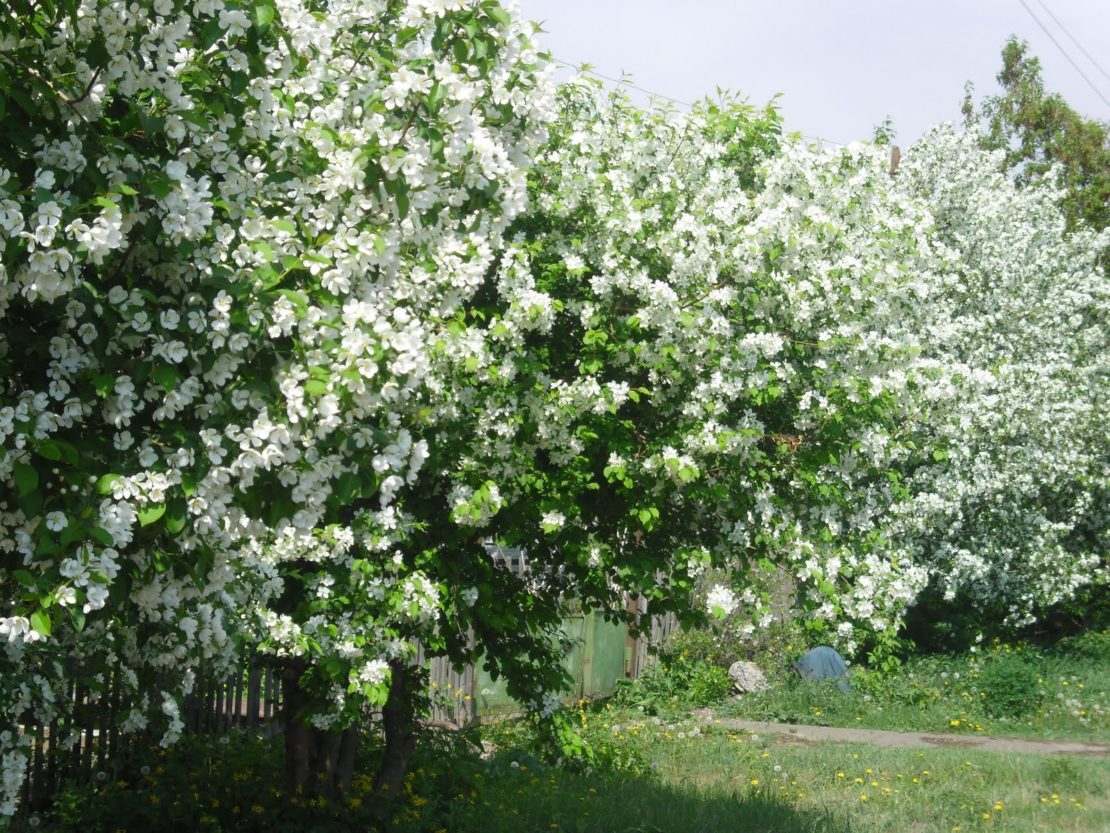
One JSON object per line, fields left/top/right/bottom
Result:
{"left": 18, "top": 607, "right": 678, "bottom": 811}
{"left": 19, "top": 661, "right": 282, "bottom": 811}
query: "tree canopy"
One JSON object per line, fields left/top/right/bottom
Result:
{"left": 1, "top": 1, "right": 1107, "bottom": 816}
{"left": 963, "top": 36, "right": 1110, "bottom": 232}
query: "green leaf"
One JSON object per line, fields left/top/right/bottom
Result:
{"left": 932, "top": 449, "right": 949, "bottom": 462}
{"left": 96, "top": 474, "right": 121, "bottom": 495}
{"left": 334, "top": 472, "right": 360, "bottom": 504}
{"left": 253, "top": 0, "right": 276, "bottom": 29}
{"left": 85, "top": 38, "right": 110, "bottom": 68}
{"left": 151, "top": 365, "right": 179, "bottom": 391}
{"left": 253, "top": 240, "right": 275, "bottom": 261}
{"left": 165, "top": 497, "right": 187, "bottom": 534}
{"left": 13, "top": 462, "right": 38, "bottom": 496}
{"left": 35, "top": 441, "right": 63, "bottom": 461}
{"left": 30, "top": 609, "right": 51, "bottom": 638}
{"left": 200, "top": 18, "right": 224, "bottom": 49}
{"left": 487, "top": 6, "right": 512, "bottom": 27}
{"left": 304, "top": 379, "right": 328, "bottom": 395}
{"left": 138, "top": 503, "right": 166, "bottom": 527}
{"left": 145, "top": 172, "right": 172, "bottom": 200}
{"left": 89, "top": 526, "right": 115, "bottom": 547}
{"left": 13, "top": 570, "right": 35, "bottom": 588}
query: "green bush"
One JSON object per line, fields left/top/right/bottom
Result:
{"left": 977, "top": 653, "right": 1043, "bottom": 718}
{"left": 661, "top": 619, "right": 807, "bottom": 686}
{"left": 662, "top": 626, "right": 744, "bottom": 670}
{"left": 613, "top": 656, "right": 733, "bottom": 715}
{"left": 689, "top": 663, "right": 732, "bottom": 706}
{"left": 1055, "top": 629, "right": 1110, "bottom": 663}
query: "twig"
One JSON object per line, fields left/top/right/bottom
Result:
{"left": 3, "top": 56, "right": 99, "bottom": 122}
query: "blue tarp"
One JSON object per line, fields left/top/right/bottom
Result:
{"left": 794, "top": 646, "right": 851, "bottom": 692}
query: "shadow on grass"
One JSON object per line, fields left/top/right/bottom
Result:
{"left": 406, "top": 757, "right": 848, "bottom": 833}
{"left": 15, "top": 730, "right": 847, "bottom": 833}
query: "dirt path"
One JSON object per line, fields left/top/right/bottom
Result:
{"left": 691, "top": 712, "right": 1109, "bottom": 756}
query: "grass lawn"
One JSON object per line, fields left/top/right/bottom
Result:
{"left": 710, "top": 639, "right": 1110, "bottom": 744}
{"left": 473, "top": 702, "right": 1109, "bottom": 833}
{"left": 19, "top": 704, "right": 1109, "bottom": 833}
{"left": 647, "top": 719, "right": 1109, "bottom": 833}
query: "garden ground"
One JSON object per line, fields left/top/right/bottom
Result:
{"left": 19, "top": 634, "right": 1110, "bottom": 832}
{"left": 25, "top": 711, "right": 1110, "bottom": 833}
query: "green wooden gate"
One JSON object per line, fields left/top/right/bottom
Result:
{"left": 473, "top": 611, "right": 629, "bottom": 716}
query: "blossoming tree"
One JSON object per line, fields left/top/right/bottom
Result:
{"left": 884, "top": 126, "right": 1109, "bottom": 631}
{"left": 0, "top": 0, "right": 553, "bottom": 805}
{"left": 3, "top": 0, "right": 1105, "bottom": 817}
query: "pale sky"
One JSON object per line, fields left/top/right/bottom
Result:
{"left": 517, "top": 0, "right": 1110, "bottom": 146}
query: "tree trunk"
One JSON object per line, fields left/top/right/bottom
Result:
{"left": 373, "top": 660, "right": 416, "bottom": 798}
{"left": 282, "top": 660, "right": 359, "bottom": 796}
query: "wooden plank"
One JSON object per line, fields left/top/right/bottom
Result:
{"left": 215, "top": 676, "right": 226, "bottom": 733}
{"left": 69, "top": 680, "right": 82, "bottom": 779}
{"left": 203, "top": 674, "right": 215, "bottom": 733}
{"left": 45, "top": 713, "right": 59, "bottom": 802}
{"left": 247, "top": 667, "right": 261, "bottom": 729}
{"left": 106, "top": 665, "right": 120, "bottom": 761}
{"left": 263, "top": 668, "right": 274, "bottom": 722}
{"left": 28, "top": 721, "right": 44, "bottom": 810}
{"left": 79, "top": 685, "right": 94, "bottom": 779}
{"left": 95, "top": 689, "right": 107, "bottom": 771}
{"left": 232, "top": 664, "right": 245, "bottom": 730}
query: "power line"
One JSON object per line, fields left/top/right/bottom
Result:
{"left": 1016, "top": 0, "right": 1110, "bottom": 110}
{"left": 550, "top": 57, "right": 695, "bottom": 109}
{"left": 549, "top": 56, "right": 844, "bottom": 147}
{"left": 1033, "top": 0, "right": 1110, "bottom": 85}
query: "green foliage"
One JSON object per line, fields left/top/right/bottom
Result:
{"left": 660, "top": 626, "right": 745, "bottom": 670}
{"left": 902, "top": 586, "right": 1005, "bottom": 653}
{"left": 963, "top": 36, "right": 1110, "bottom": 232}
{"left": 1056, "top": 629, "right": 1110, "bottom": 663}
{"left": 530, "top": 707, "right": 598, "bottom": 772}
{"left": 613, "top": 655, "right": 733, "bottom": 716}
{"left": 977, "top": 653, "right": 1043, "bottom": 719}
{"left": 662, "top": 569, "right": 810, "bottom": 685}
{"left": 37, "top": 732, "right": 387, "bottom": 832}
{"left": 613, "top": 662, "right": 691, "bottom": 715}
{"left": 689, "top": 664, "right": 732, "bottom": 707}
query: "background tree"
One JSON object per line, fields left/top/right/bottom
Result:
{"left": 888, "top": 125, "right": 1109, "bottom": 647}
{"left": 962, "top": 36, "right": 1110, "bottom": 232}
